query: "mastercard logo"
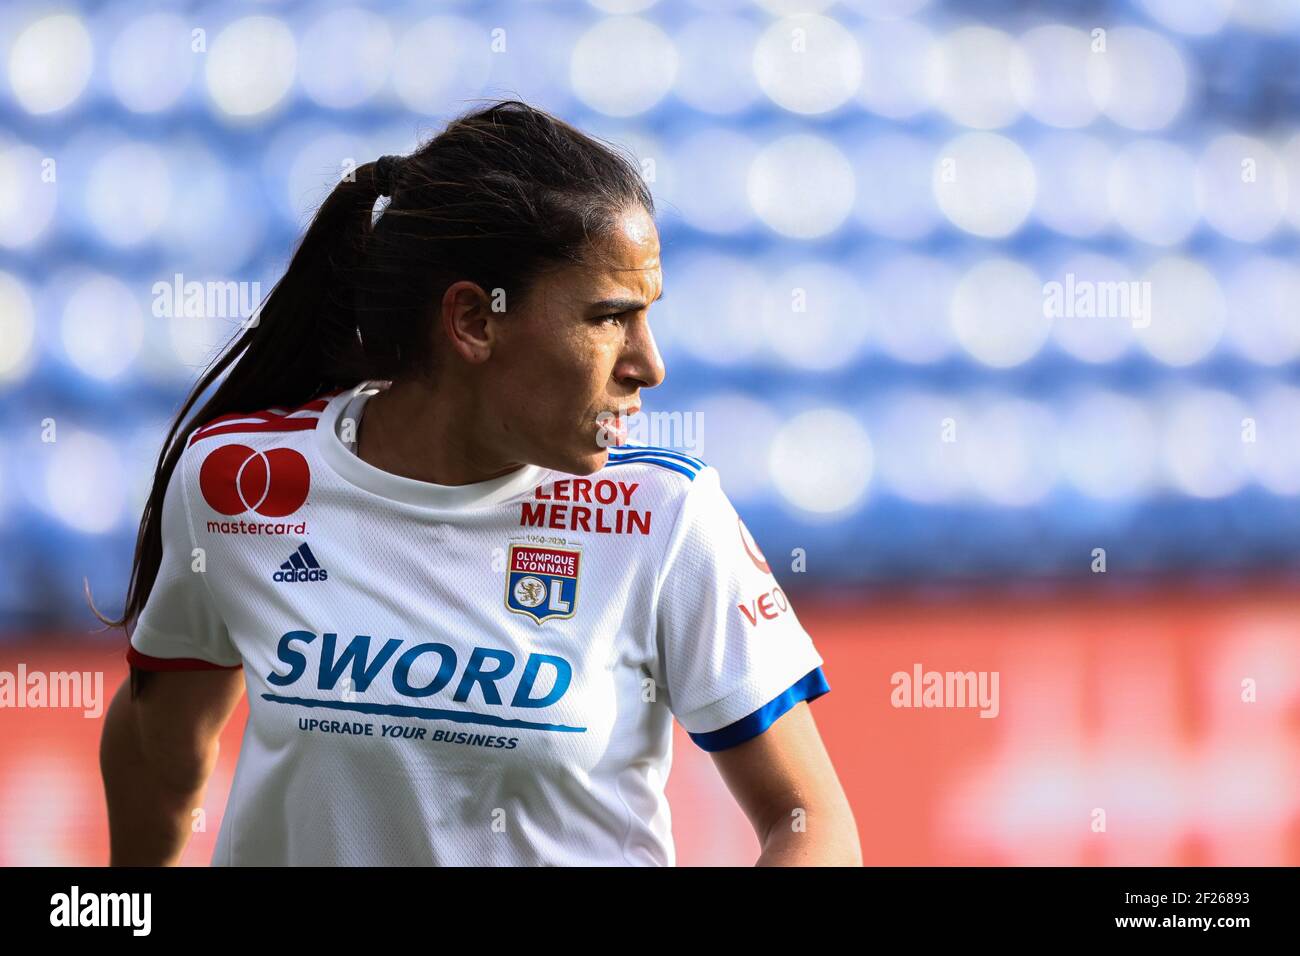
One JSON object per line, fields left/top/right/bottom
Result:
{"left": 199, "top": 444, "right": 310, "bottom": 517}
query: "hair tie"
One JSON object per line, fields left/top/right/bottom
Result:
{"left": 373, "top": 155, "right": 401, "bottom": 197}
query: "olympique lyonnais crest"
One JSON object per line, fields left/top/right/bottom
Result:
{"left": 505, "top": 544, "right": 582, "bottom": 624}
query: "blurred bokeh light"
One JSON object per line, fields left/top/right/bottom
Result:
{"left": 0, "top": 0, "right": 1296, "bottom": 624}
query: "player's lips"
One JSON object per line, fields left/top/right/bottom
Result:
{"left": 597, "top": 406, "right": 638, "bottom": 447}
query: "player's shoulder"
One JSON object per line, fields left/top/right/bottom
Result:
{"left": 172, "top": 389, "right": 345, "bottom": 510}
{"left": 574, "top": 444, "right": 730, "bottom": 538}
{"left": 183, "top": 390, "right": 344, "bottom": 456}
{"left": 598, "top": 444, "right": 716, "bottom": 500}
{"left": 602, "top": 443, "right": 709, "bottom": 481}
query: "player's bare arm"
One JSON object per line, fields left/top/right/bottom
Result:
{"left": 101, "top": 667, "right": 244, "bottom": 866}
{"left": 711, "top": 702, "right": 861, "bottom": 866}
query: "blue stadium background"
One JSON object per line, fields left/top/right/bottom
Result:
{"left": 1, "top": 0, "right": 1298, "bottom": 632}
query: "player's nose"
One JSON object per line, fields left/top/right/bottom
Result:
{"left": 618, "top": 317, "right": 665, "bottom": 391}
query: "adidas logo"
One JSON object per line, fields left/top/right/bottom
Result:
{"left": 273, "top": 543, "right": 328, "bottom": 583}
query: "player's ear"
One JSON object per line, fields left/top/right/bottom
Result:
{"left": 440, "top": 281, "right": 495, "bottom": 363}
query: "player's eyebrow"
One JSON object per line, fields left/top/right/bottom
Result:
{"left": 588, "top": 287, "right": 665, "bottom": 313}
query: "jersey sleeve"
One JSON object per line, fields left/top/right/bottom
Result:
{"left": 652, "top": 466, "right": 828, "bottom": 752}
{"left": 128, "top": 452, "right": 242, "bottom": 671}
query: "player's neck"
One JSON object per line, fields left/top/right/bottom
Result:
{"left": 355, "top": 378, "right": 528, "bottom": 487}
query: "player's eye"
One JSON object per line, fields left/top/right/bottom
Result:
{"left": 592, "top": 313, "right": 627, "bottom": 326}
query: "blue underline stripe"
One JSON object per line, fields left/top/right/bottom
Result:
{"left": 605, "top": 457, "right": 698, "bottom": 480}
{"left": 687, "top": 667, "right": 831, "bottom": 753}
{"left": 261, "top": 694, "right": 587, "bottom": 733}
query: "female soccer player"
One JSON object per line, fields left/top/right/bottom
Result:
{"left": 98, "top": 100, "right": 859, "bottom": 866}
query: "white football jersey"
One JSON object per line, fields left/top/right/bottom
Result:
{"left": 128, "top": 381, "right": 829, "bottom": 866}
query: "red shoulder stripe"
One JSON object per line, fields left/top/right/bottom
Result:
{"left": 194, "top": 409, "right": 282, "bottom": 431}
{"left": 187, "top": 397, "right": 333, "bottom": 446}
{"left": 194, "top": 398, "right": 330, "bottom": 431}
{"left": 189, "top": 417, "right": 320, "bottom": 446}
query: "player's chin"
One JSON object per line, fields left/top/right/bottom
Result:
{"left": 528, "top": 440, "right": 604, "bottom": 477}
{"left": 566, "top": 444, "right": 611, "bottom": 476}
{"left": 550, "top": 431, "right": 616, "bottom": 476}
{"left": 541, "top": 425, "right": 621, "bottom": 475}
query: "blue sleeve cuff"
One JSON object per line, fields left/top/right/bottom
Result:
{"left": 687, "top": 667, "right": 830, "bottom": 753}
